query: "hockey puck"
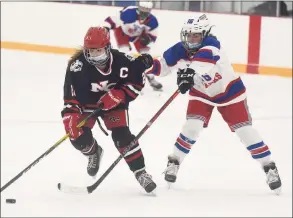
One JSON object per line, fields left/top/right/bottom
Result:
{"left": 6, "top": 199, "right": 16, "bottom": 204}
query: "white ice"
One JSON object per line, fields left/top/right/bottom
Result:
{"left": 1, "top": 50, "right": 292, "bottom": 217}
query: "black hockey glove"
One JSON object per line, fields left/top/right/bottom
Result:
{"left": 136, "top": 53, "right": 153, "bottom": 69}
{"left": 177, "top": 68, "right": 195, "bottom": 94}
{"left": 140, "top": 34, "right": 152, "bottom": 46}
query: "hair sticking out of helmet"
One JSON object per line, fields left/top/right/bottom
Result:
{"left": 83, "top": 26, "right": 111, "bottom": 66}
{"left": 180, "top": 14, "right": 212, "bottom": 52}
{"left": 138, "top": 1, "right": 153, "bottom": 20}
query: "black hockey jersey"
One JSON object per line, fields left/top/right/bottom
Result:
{"left": 62, "top": 49, "right": 146, "bottom": 116}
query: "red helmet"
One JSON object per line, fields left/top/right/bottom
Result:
{"left": 83, "top": 26, "right": 111, "bottom": 66}
{"left": 84, "top": 26, "right": 110, "bottom": 49}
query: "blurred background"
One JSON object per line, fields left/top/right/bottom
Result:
{"left": 57, "top": 1, "right": 293, "bottom": 17}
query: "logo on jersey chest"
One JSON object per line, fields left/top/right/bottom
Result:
{"left": 201, "top": 72, "right": 222, "bottom": 88}
{"left": 91, "top": 81, "right": 116, "bottom": 92}
{"left": 91, "top": 67, "right": 129, "bottom": 92}
{"left": 127, "top": 23, "right": 145, "bottom": 35}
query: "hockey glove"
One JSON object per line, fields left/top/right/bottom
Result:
{"left": 177, "top": 68, "right": 195, "bottom": 94}
{"left": 139, "top": 34, "right": 152, "bottom": 46}
{"left": 63, "top": 113, "right": 83, "bottom": 140}
{"left": 136, "top": 53, "right": 153, "bottom": 69}
{"left": 98, "top": 89, "right": 125, "bottom": 111}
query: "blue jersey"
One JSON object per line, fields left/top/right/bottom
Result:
{"left": 163, "top": 36, "right": 221, "bottom": 66}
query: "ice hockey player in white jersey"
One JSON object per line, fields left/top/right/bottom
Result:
{"left": 146, "top": 13, "right": 282, "bottom": 194}
{"left": 103, "top": 1, "right": 163, "bottom": 91}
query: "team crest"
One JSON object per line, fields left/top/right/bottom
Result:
{"left": 70, "top": 60, "right": 83, "bottom": 72}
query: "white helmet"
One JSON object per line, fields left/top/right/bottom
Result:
{"left": 138, "top": 1, "right": 153, "bottom": 9}
{"left": 180, "top": 14, "right": 211, "bottom": 51}
{"left": 137, "top": 1, "right": 153, "bottom": 20}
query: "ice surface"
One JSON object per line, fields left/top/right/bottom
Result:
{"left": 1, "top": 50, "right": 292, "bottom": 217}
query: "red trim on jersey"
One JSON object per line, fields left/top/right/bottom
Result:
{"left": 64, "top": 99, "right": 80, "bottom": 105}
{"left": 121, "top": 86, "right": 137, "bottom": 99}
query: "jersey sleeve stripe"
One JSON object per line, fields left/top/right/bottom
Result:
{"left": 63, "top": 99, "right": 82, "bottom": 114}
{"left": 121, "top": 86, "right": 138, "bottom": 99}
{"left": 192, "top": 57, "right": 217, "bottom": 64}
{"left": 126, "top": 84, "right": 141, "bottom": 95}
{"left": 64, "top": 99, "right": 80, "bottom": 105}
{"left": 145, "top": 59, "right": 161, "bottom": 76}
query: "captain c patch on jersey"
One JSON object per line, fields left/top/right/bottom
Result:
{"left": 70, "top": 60, "right": 83, "bottom": 72}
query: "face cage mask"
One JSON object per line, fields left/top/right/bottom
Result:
{"left": 180, "top": 30, "right": 205, "bottom": 52}
{"left": 84, "top": 46, "right": 110, "bottom": 66}
{"left": 138, "top": 9, "right": 150, "bottom": 20}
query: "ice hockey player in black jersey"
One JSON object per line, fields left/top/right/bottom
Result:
{"left": 61, "top": 26, "right": 156, "bottom": 193}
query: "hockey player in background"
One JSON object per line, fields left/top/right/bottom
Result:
{"left": 147, "top": 14, "right": 282, "bottom": 194}
{"left": 61, "top": 26, "right": 156, "bottom": 193}
{"left": 103, "top": 0, "right": 163, "bottom": 91}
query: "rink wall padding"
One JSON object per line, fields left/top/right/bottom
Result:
{"left": 1, "top": 41, "right": 291, "bottom": 78}
{"left": 1, "top": 2, "right": 292, "bottom": 78}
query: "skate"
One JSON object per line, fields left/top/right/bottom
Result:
{"left": 146, "top": 74, "right": 163, "bottom": 91}
{"left": 135, "top": 169, "right": 157, "bottom": 193}
{"left": 87, "top": 144, "right": 104, "bottom": 177}
{"left": 163, "top": 155, "right": 180, "bottom": 183}
{"left": 263, "top": 162, "right": 282, "bottom": 194}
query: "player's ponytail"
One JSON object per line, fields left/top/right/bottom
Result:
{"left": 68, "top": 47, "right": 83, "bottom": 64}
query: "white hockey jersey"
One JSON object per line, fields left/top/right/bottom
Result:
{"left": 147, "top": 36, "right": 247, "bottom": 106}
{"left": 104, "top": 6, "right": 158, "bottom": 43}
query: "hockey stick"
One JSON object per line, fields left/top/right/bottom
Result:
{"left": 0, "top": 104, "right": 104, "bottom": 193}
{"left": 58, "top": 89, "right": 180, "bottom": 194}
